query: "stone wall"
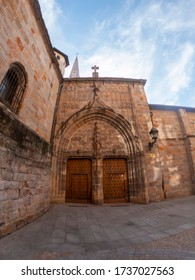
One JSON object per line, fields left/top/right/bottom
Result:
{"left": 0, "top": 0, "right": 61, "bottom": 142}
{"left": 186, "top": 110, "right": 195, "bottom": 185}
{"left": 0, "top": 0, "right": 63, "bottom": 238}
{"left": 0, "top": 103, "right": 51, "bottom": 238}
{"left": 150, "top": 106, "right": 195, "bottom": 200}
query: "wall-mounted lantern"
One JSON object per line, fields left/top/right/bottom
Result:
{"left": 148, "top": 111, "right": 158, "bottom": 151}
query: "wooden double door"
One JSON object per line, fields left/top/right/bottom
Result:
{"left": 66, "top": 158, "right": 128, "bottom": 203}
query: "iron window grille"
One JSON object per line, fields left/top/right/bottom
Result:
{"left": 0, "top": 62, "right": 27, "bottom": 113}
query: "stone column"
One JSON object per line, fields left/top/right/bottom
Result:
{"left": 92, "top": 157, "right": 103, "bottom": 204}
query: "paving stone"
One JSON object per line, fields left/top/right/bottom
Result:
{"left": 49, "top": 237, "right": 65, "bottom": 244}
{"left": 84, "top": 241, "right": 113, "bottom": 252}
{"left": 104, "top": 227, "right": 123, "bottom": 240}
{"left": 51, "top": 229, "right": 66, "bottom": 238}
{"left": 149, "top": 232, "right": 169, "bottom": 240}
{"left": 79, "top": 229, "right": 95, "bottom": 243}
{"left": 92, "top": 231, "right": 109, "bottom": 242}
{"left": 65, "top": 232, "right": 80, "bottom": 243}
{"left": 0, "top": 196, "right": 195, "bottom": 259}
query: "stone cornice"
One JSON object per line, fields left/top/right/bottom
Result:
{"left": 64, "top": 77, "right": 147, "bottom": 85}
{"left": 149, "top": 103, "right": 195, "bottom": 112}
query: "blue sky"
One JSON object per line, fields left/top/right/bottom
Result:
{"left": 39, "top": 0, "right": 195, "bottom": 106}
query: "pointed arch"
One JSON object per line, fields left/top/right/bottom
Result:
{"left": 58, "top": 107, "right": 139, "bottom": 153}
{"left": 52, "top": 104, "right": 147, "bottom": 203}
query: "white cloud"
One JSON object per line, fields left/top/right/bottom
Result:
{"left": 147, "top": 42, "right": 195, "bottom": 105}
{"left": 39, "top": 0, "right": 195, "bottom": 106}
{"left": 39, "top": 0, "right": 63, "bottom": 31}
{"left": 73, "top": 4, "right": 157, "bottom": 80}
{"left": 38, "top": 0, "right": 76, "bottom": 57}
{"left": 168, "top": 43, "right": 194, "bottom": 93}
{"left": 79, "top": 43, "right": 156, "bottom": 81}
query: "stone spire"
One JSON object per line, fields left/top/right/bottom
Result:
{"left": 69, "top": 56, "right": 80, "bottom": 78}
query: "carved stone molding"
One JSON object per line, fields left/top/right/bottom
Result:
{"left": 93, "top": 121, "right": 102, "bottom": 157}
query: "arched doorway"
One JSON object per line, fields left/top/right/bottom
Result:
{"left": 52, "top": 97, "right": 147, "bottom": 204}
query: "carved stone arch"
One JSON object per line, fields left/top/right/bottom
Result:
{"left": 57, "top": 107, "right": 140, "bottom": 150}
{"left": 52, "top": 106, "right": 148, "bottom": 204}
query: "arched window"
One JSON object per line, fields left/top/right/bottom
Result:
{"left": 0, "top": 62, "right": 27, "bottom": 113}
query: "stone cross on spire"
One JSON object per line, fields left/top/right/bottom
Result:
{"left": 92, "top": 65, "right": 99, "bottom": 78}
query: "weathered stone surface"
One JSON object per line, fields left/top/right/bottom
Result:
{"left": 0, "top": 0, "right": 61, "bottom": 142}
{"left": 0, "top": 191, "right": 7, "bottom": 202}
{"left": 150, "top": 107, "right": 194, "bottom": 198}
{"left": 0, "top": 103, "right": 51, "bottom": 238}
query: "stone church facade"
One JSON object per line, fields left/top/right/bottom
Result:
{"left": 51, "top": 78, "right": 195, "bottom": 205}
{"left": 0, "top": 0, "right": 195, "bottom": 237}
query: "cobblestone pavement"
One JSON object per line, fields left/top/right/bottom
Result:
{"left": 0, "top": 196, "right": 195, "bottom": 260}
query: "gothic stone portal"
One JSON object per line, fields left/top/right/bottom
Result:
{"left": 53, "top": 96, "right": 146, "bottom": 204}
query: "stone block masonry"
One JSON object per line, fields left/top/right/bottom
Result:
{"left": 0, "top": 103, "right": 51, "bottom": 238}
{"left": 0, "top": 0, "right": 62, "bottom": 142}
{"left": 149, "top": 106, "right": 195, "bottom": 199}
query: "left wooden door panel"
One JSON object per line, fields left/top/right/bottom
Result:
{"left": 66, "top": 159, "right": 92, "bottom": 203}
